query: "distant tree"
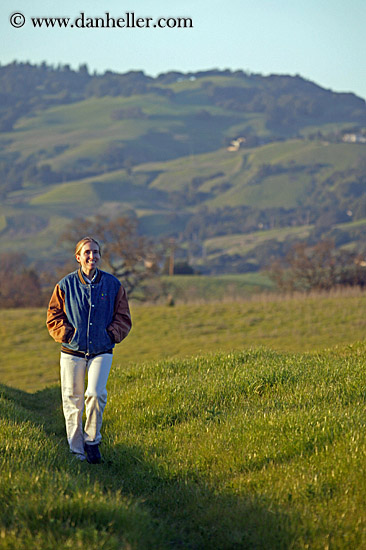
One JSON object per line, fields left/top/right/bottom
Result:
{"left": 78, "top": 64, "right": 89, "bottom": 76}
{"left": 60, "top": 215, "right": 162, "bottom": 298}
{"left": 270, "top": 240, "right": 366, "bottom": 292}
{"left": 0, "top": 252, "right": 44, "bottom": 307}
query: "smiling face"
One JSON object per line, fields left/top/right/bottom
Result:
{"left": 75, "top": 241, "right": 101, "bottom": 278}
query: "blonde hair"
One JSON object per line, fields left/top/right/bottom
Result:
{"left": 75, "top": 237, "right": 101, "bottom": 258}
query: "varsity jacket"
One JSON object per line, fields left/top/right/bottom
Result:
{"left": 46, "top": 268, "right": 131, "bottom": 357}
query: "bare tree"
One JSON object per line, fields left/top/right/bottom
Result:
{"left": 60, "top": 215, "right": 162, "bottom": 297}
{"left": 0, "top": 252, "right": 44, "bottom": 307}
{"left": 270, "top": 240, "right": 366, "bottom": 292}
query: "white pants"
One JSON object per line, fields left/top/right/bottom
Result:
{"left": 60, "top": 352, "right": 113, "bottom": 457}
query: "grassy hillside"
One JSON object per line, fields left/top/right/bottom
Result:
{"left": 1, "top": 66, "right": 365, "bottom": 271}
{"left": 1, "top": 339, "right": 366, "bottom": 548}
{"left": 12, "top": 138, "right": 363, "bottom": 213}
{"left": 1, "top": 138, "right": 365, "bottom": 270}
{"left": 145, "top": 139, "right": 363, "bottom": 209}
{"left": 203, "top": 225, "right": 314, "bottom": 259}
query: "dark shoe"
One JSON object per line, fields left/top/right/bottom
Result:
{"left": 84, "top": 443, "right": 102, "bottom": 464}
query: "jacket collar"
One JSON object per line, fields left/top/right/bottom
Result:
{"left": 77, "top": 268, "right": 102, "bottom": 285}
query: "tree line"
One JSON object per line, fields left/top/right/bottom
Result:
{"left": 1, "top": 214, "right": 366, "bottom": 308}
{"left": 270, "top": 240, "right": 366, "bottom": 291}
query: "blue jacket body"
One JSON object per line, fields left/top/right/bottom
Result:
{"left": 47, "top": 268, "right": 132, "bottom": 357}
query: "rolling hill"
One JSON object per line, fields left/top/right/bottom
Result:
{"left": 1, "top": 62, "right": 365, "bottom": 273}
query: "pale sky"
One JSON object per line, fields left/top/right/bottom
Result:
{"left": 1, "top": 0, "right": 365, "bottom": 99}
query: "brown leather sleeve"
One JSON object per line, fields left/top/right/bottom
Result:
{"left": 46, "top": 284, "right": 74, "bottom": 343}
{"left": 107, "top": 285, "right": 132, "bottom": 344}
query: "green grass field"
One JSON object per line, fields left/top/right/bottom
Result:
{"left": 2, "top": 289, "right": 366, "bottom": 392}
{"left": 1, "top": 292, "right": 366, "bottom": 548}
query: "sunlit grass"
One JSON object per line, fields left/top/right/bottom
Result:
{"left": 1, "top": 343, "right": 366, "bottom": 548}
{"left": 2, "top": 289, "right": 366, "bottom": 392}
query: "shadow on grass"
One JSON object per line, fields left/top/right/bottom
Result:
{"left": 0, "top": 383, "right": 65, "bottom": 436}
{"left": 0, "top": 383, "right": 296, "bottom": 549}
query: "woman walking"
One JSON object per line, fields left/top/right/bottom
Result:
{"left": 47, "top": 237, "right": 132, "bottom": 463}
